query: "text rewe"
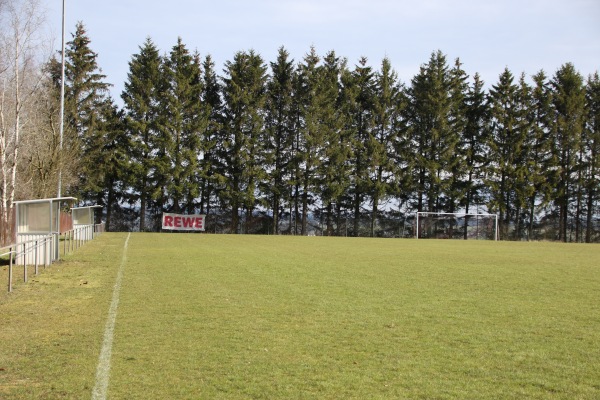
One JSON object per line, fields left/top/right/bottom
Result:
{"left": 162, "top": 213, "right": 206, "bottom": 231}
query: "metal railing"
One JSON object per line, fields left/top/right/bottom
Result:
{"left": 2, "top": 223, "right": 104, "bottom": 293}
{"left": 2, "top": 234, "right": 54, "bottom": 292}
{"left": 61, "top": 223, "right": 104, "bottom": 255}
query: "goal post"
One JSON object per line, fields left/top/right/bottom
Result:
{"left": 415, "top": 212, "right": 499, "bottom": 240}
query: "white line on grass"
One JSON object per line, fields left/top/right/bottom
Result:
{"left": 92, "top": 232, "right": 131, "bottom": 400}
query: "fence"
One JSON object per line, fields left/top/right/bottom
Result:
{"left": 2, "top": 223, "right": 104, "bottom": 293}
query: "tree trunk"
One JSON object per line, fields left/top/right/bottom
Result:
{"left": 335, "top": 202, "right": 343, "bottom": 236}
{"left": 371, "top": 193, "right": 378, "bottom": 238}
{"left": 326, "top": 201, "right": 333, "bottom": 236}
{"left": 140, "top": 179, "right": 147, "bottom": 232}
{"left": 463, "top": 202, "right": 470, "bottom": 240}
{"left": 301, "top": 169, "right": 309, "bottom": 235}
{"left": 231, "top": 203, "right": 239, "bottom": 234}
{"left": 575, "top": 152, "right": 584, "bottom": 242}
{"left": 293, "top": 183, "right": 300, "bottom": 235}
{"left": 528, "top": 195, "right": 536, "bottom": 241}
{"left": 272, "top": 193, "right": 280, "bottom": 235}
{"left": 514, "top": 205, "right": 521, "bottom": 240}
{"left": 585, "top": 182, "right": 594, "bottom": 243}
{"left": 105, "top": 179, "right": 114, "bottom": 231}
{"left": 353, "top": 191, "right": 361, "bottom": 237}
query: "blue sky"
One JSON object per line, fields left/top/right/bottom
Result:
{"left": 46, "top": 0, "right": 599, "bottom": 103}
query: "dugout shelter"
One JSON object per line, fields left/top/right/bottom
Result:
{"left": 71, "top": 205, "right": 103, "bottom": 240}
{"left": 14, "top": 197, "right": 77, "bottom": 264}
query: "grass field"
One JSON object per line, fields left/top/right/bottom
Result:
{"left": 1, "top": 233, "right": 599, "bottom": 399}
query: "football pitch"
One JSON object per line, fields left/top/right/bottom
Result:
{"left": 1, "top": 233, "right": 599, "bottom": 399}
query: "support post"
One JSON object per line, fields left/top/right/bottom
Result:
{"left": 8, "top": 247, "right": 13, "bottom": 292}
{"left": 23, "top": 243, "right": 27, "bottom": 283}
{"left": 34, "top": 240, "right": 39, "bottom": 275}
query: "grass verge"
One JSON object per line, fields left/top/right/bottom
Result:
{"left": 0, "top": 233, "right": 129, "bottom": 399}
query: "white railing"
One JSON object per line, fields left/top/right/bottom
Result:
{"left": 3, "top": 223, "right": 104, "bottom": 292}
{"left": 61, "top": 223, "right": 104, "bottom": 255}
{"left": 2, "top": 234, "right": 54, "bottom": 292}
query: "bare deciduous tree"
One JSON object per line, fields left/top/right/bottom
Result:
{"left": 0, "top": 0, "right": 50, "bottom": 245}
{"left": 17, "top": 74, "right": 80, "bottom": 200}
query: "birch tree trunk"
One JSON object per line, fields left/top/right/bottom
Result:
{"left": 0, "top": 0, "right": 48, "bottom": 245}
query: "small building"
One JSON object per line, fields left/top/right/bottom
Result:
{"left": 14, "top": 197, "right": 77, "bottom": 264}
{"left": 71, "top": 205, "right": 103, "bottom": 240}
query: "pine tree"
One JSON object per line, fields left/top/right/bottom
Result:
{"left": 289, "top": 67, "right": 303, "bottom": 234}
{"left": 121, "top": 37, "right": 163, "bottom": 231}
{"left": 345, "top": 57, "right": 375, "bottom": 236}
{"left": 445, "top": 58, "right": 469, "bottom": 233}
{"left": 486, "top": 68, "right": 530, "bottom": 239}
{"left": 63, "top": 22, "right": 112, "bottom": 203}
{"left": 220, "top": 50, "right": 268, "bottom": 233}
{"left": 550, "top": 63, "right": 586, "bottom": 242}
{"left": 265, "top": 47, "right": 296, "bottom": 234}
{"left": 159, "top": 38, "right": 205, "bottom": 214}
{"left": 97, "top": 101, "right": 130, "bottom": 230}
{"left": 525, "top": 70, "right": 554, "bottom": 239}
{"left": 460, "top": 73, "right": 489, "bottom": 238}
{"left": 317, "top": 51, "right": 350, "bottom": 236}
{"left": 198, "top": 55, "right": 222, "bottom": 218}
{"left": 294, "top": 47, "right": 326, "bottom": 235}
{"left": 61, "top": 22, "right": 131, "bottom": 230}
{"left": 405, "top": 51, "right": 454, "bottom": 215}
{"left": 369, "top": 57, "right": 404, "bottom": 237}
{"left": 512, "top": 74, "right": 535, "bottom": 238}
{"left": 583, "top": 73, "right": 600, "bottom": 242}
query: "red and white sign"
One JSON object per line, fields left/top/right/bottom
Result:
{"left": 162, "top": 213, "right": 206, "bottom": 231}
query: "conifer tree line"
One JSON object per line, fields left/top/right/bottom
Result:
{"left": 2, "top": 16, "right": 599, "bottom": 242}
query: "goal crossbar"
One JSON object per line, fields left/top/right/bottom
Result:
{"left": 415, "top": 212, "right": 499, "bottom": 240}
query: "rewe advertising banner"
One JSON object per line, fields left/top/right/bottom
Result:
{"left": 162, "top": 213, "right": 206, "bottom": 231}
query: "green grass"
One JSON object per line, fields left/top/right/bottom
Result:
{"left": 1, "top": 233, "right": 599, "bottom": 399}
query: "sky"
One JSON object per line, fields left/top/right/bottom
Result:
{"left": 45, "top": 0, "right": 599, "bottom": 104}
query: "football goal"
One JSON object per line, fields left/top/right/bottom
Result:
{"left": 415, "top": 212, "right": 499, "bottom": 240}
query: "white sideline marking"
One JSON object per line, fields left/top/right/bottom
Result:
{"left": 92, "top": 232, "right": 131, "bottom": 400}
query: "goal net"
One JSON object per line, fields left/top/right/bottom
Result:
{"left": 415, "top": 212, "right": 498, "bottom": 240}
